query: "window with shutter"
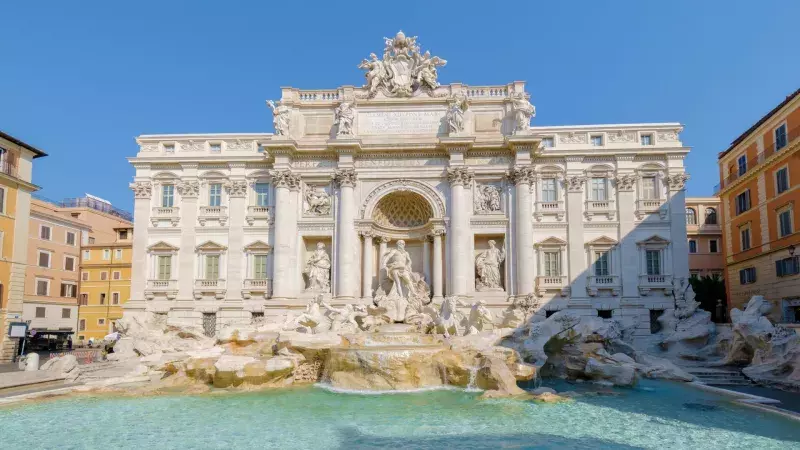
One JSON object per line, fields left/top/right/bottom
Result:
{"left": 205, "top": 255, "right": 220, "bottom": 280}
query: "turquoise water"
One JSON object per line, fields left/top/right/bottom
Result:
{"left": 0, "top": 380, "right": 798, "bottom": 449}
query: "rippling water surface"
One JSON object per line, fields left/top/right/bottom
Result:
{"left": 1, "top": 380, "right": 798, "bottom": 449}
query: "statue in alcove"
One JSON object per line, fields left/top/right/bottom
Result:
{"left": 303, "top": 242, "right": 331, "bottom": 292}
{"left": 374, "top": 240, "right": 431, "bottom": 322}
{"left": 475, "top": 240, "right": 505, "bottom": 291}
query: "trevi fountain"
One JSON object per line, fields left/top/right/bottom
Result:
{"left": 3, "top": 32, "right": 799, "bottom": 450}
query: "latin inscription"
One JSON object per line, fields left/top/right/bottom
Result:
{"left": 358, "top": 111, "right": 443, "bottom": 135}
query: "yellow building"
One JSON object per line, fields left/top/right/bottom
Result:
{"left": 0, "top": 131, "right": 46, "bottom": 362}
{"left": 77, "top": 227, "right": 133, "bottom": 341}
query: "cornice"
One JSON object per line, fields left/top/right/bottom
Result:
{"left": 718, "top": 139, "right": 800, "bottom": 196}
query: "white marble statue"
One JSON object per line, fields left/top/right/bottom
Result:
{"left": 267, "top": 100, "right": 291, "bottom": 136}
{"left": 473, "top": 184, "right": 501, "bottom": 214}
{"left": 304, "top": 186, "right": 331, "bottom": 216}
{"left": 334, "top": 102, "right": 354, "bottom": 136}
{"left": 303, "top": 242, "right": 331, "bottom": 292}
{"left": 446, "top": 93, "right": 468, "bottom": 134}
{"left": 374, "top": 240, "right": 431, "bottom": 322}
{"left": 414, "top": 51, "right": 447, "bottom": 91}
{"left": 358, "top": 31, "right": 446, "bottom": 98}
{"left": 321, "top": 302, "right": 360, "bottom": 333}
{"left": 510, "top": 92, "right": 535, "bottom": 134}
{"left": 285, "top": 295, "right": 330, "bottom": 333}
{"left": 475, "top": 240, "right": 505, "bottom": 291}
{"left": 436, "top": 296, "right": 466, "bottom": 338}
{"left": 466, "top": 300, "right": 494, "bottom": 334}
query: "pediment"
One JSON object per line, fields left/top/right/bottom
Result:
{"left": 195, "top": 241, "right": 228, "bottom": 252}
{"left": 147, "top": 241, "right": 179, "bottom": 252}
{"left": 636, "top": 235, "right": 670, "bottom": 246}
{"left": 586, "top": 236, "right": 617, "bottom": 246}
{"left": 536, "top": 236, "right": 567, "bottom": 247}
{"left": 244, "top": 240, "right": 272, "bottom": 252}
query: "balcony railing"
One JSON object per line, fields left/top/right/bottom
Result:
{"left": 535, "top": 275, "right": 569, "bottom": 296}
{"left": 242, "top": 278, "right": 273, "bottom": 299}
{"left": 0, "top": 161, "right": 18, "bottom": 178}
{"left": 151, "top": 206, "right": 180, "bottom": 226}
{"left": 245, "top": 205, "right": 273, "bottom": 225}
{"left": 587, "top": 275, "right": 620, "bottom": 296}
{"left": 198, "top": 205, "right": 228, "bottom": 226}
{"left": 534, "top": 201, "right": 565, "bottom": 221}
{"left": 195, "top": 279, "right": 226, "bottom": 289}
{"left": 584, "top": 199, "right": 616, "bottom": 220}
{"left": 719, "top": 123, "right": 799, "bottom": 190}
{"left": 638, "top": 274, "right": 673, "bottom": 296}
{"left": 144, "top": 279, "right": 178, "bottom": 300}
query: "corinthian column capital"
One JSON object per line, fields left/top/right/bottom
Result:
{"left": 334, "top": 169, "right": 358, "bottom": 188}
{"left": 446, "top": 167, "right": 473, "bottom": 187}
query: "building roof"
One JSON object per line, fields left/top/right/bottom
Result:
{"left": 0, "top": 130, "right": 48, "bottom": 158}
{"left": 718, "top": 88, "right": 800, "bottom": 159}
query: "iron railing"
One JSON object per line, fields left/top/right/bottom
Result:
{"left": 34, "top": 194, "right": 133, "bottom": 222}
{"left": 0, "top": 161, "right": 18, "bottom": 178}
{"left": 719, "top": 124, "right": 799, "bottom": 190}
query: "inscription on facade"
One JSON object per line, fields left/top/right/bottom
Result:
{"left": 358, "top": 110, "right": 443, "bottom": 135}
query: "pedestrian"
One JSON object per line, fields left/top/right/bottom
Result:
{"left": 67, "top": 336, "right": 73, "bottom": 350}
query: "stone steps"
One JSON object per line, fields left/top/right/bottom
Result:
{"left": 687, "top": 368, "right": 753, "bottom": 386}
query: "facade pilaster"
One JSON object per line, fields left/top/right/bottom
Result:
{"left": 360, "top": 231, "right": 374, "bottom": 301}
{"left": 511, "top": 167, "right": 535, "bottom": 298}
{"left": 565, "top": 175, "right": 587, "bottom": 301}
{"left": 668, "top": 173, "right": 691, "bottom": 281}
{"left": 128, "top": 181, "right": 153, "bottom": 307}
{"left": 613, "top": 173, "right": 640, "bottom": 297}
{"left": 378, "top": 236, "right": 389, "bottom": 289}
{"left": 224, "top": 178, "right": 248, "bottom": 301}
{"left": 175, "top": 178, "right": 200, "bottom": 300}
{"left": 422, "top": 236, "right": 431, "bottom": 285}
{"left": 270, "top": 170, "right": 301, "bottom": 301}
{"left": 334, "top": 169, "right": 358, "bottom": 300}
{"left": 447, "top": 167, "right": 473, "bottom": 297}
{"left": 432, "top": 230, "right": 444, "bottom": 301}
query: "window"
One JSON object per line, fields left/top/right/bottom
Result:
{"left": 594, "top": 251, "right": 610, "bottom": 276}
{"left": 98, "top": 318, "right": 106, "bottom": 326}
{"left": 88, "top": 237, "right": 95, "bottom": 244}
{"left": 112, "top": 292, "right": 120, "bottom": 305}
{"left": 689, "top": 240, "right": 697, "bottom": 253}
{"left": 641, "top": 176, "right": 657, "bottom": 200}
{"left": 541, "top": 179, "right": 557, "bottom": 202}
{"left": 255, "top": 183, "right": 269, "bottom": 207}
{"left": 100, "top": 249, "right": 110, "bottom": 260}
{"left": 541, "top": 137, "right": 554, "bottom": 148}
{"left": 739, "top": 267, "right": 756, "bottom": 284}
{"left": 776, "top": 257, "right": 800, "bottom": 277}
{"left": 39, "top": 225, "right": 51, "bottom": 240}
{"left": 36, "top": 279, "right": 49, "bottom": 296}
{"left": 741, "top": 227, "right": 751, "bottom": 251}
{"left": 253, "top": 255, "right": 268, "bottom": 279}
{"left": 115, "top": 249, "right": 123, "bottom": 260}
{"left": 100, "top": 271, "right": 108, "bottom": 281}
{"left": 590, "top": 135, "right": 603, "bottom": 146}
{"left": 119, "top": 229, "right": 128, "bottom": 240}
{"left": 737, "top": 154, "right": 747, "bottom": 176}
{"left": 543, "top": 252, "right": 560, "bottom": 277}
{"left": 66, "top": 231, "right": 76, "bottom": 246}
{"left": 64, "top": 256, "right": 76, "bottom": 272}
{"left": 686, "top": 208, "right": 697, "bottom": 225}
{"left": 646, "top": 250, "right": 661, "bottom": 275}
{"left": 35, "top": 307, "right": 46, "bottom": 318}
{"left": 210, "top": 143, "right": 222, "bottom": 153}
{"left": 100, "top": 293, "right": 106, "bottom": 305}
{"left": 779, "top": 208, "right": 793, "bottom": 238}
{"left": 60, "top": 283, "right": 77, "bottom": 298}
{"left": 163, "top": 144, "right": 175, "bottom": 153}
{"left": 0, "top": 186, "right": 4, "bottom": 213}
{"left": 641, "top": 134, "right": 653, "bottom": 146}
{"left": 709, "top": 240, "right": 719, "bottom": 253}
{"left": 590, "top": 178, "right": 607, "bottom": 201}
{"left": 705, "top": 208, "right": 717, "bottom": 225}
{"left": 162, "top": 184, "right": 175, "bottom": 207}
{"left": 776, "top": 167, "right": 789, "bottom": 194}
{"left": 38, "top": 251, "right": 51, "bottom": 268}
{"left": 775, "top": 124, "right": 788, "bottom": 151}
{"left": 79, "top": 319, "right": 86, "bottom": 331}
{"left": 597, "top": 310, "right": 613, "bottom": 319}
{"left": 205, "top": 255, "right": 220, "bottom": 280}
{"left": 157, "top": 255, "right": 172, "bottom": 280}
{"left": 82, "top": 272, "right": 89, "bottom": 281}
{"left": 735, "top": 190, "right": 751, "bottom": 215}
{"left": 62, "top": 308, "right": 71, "bottom": 319}
{"left": 208, "top": 183, "right": 222, "bottom": 207}
{"left": 113, "top": 271, "right": 121, "bottom": 280}
{"left": 690, "top": 270, "right": 701, "bottom": 278}
{"left": 79, "top": 294, "right": 88, "bottom": 306}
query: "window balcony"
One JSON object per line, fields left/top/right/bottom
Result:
{"left": 635, "top": 199, "right": 667, "bottom": 220}
{"left": 242, "top": 278, "right": 273, "bottom": 299}
{"left": 144, "top": 279, "right": 178, "bottom": 300}
{"left": 198, "top": 206, "right": 228, "bottom": 226}
{"left": 638, "top": 274, "right": 673, "bottom": 296}
{"left": 151, "top": 207, "right": 180, "bottom": 226}
{"left": 194, "top": 279, "right": 226, "bottom": 300}
{"left": 586, "top": 275, "right": 621, "bottom": 297}
{"left": 584, "top": 200, "right": 616, "bottom": 220}
{"left": 534, "top": 201, "right": 565, "bottom": 221}
{"left": 245, "top": 205, "right": 273, "bottom": 226}
{"left": 535, "top": 275, "right": 570, "bottom": 297}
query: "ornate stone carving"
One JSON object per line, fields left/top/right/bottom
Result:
{"left": 566, "top": 175, "right": 587, "bottom": 192}
{"left": 362, "top": 180, "right": 445, "bottom": 220}
{"left": 474, "top": 184, "right": 501, "bottom": 214}
{"left": 667, "top": 173, "right": 690, "bottom": 190}
{"left": 140, "top": 143, "right": 158, "bottom": 153}
{"left": 510, "top": 167, "right": 536, "bottom": 185}
{"left": 176, "top": 180, "right": 200, "bottom": 198}
{"left": 559, "top": 132, "right": 587, "bottom": 144}
{"left": 607, "top": 131, "right": 635, "bottom": 143}
{"left": 613, "top": 174, "right": 639, "bottom": 192}
{"left": 271, "top": 170, "right": 301, "bottom": 190}
{"left": 466, "top": 300, "right": 494, "bottom": 334}
{"left": 509, "top": 92, "right": 535, "bottom": 134}
{"left": 357, "top": 31, "right": 446, "bottom": 98}
{"left": 303, "top": 242, "right": 331, "bottom": 293}
{"left": 179, "top": 140, "right": 204, "bottom": 152}
{"left": 227, "top": 139, "right": 254, "bottom": 151}
{"left": 445, "top": 93, "right": 469, "bottom": 135}
{"left": 446, "top": 167, "right": 473, "bottom": 187}
{"left": 334, "top": 102, "right": 354, "bottom": 136}
{"left": 304, "top": 185, "right": 332, "bottom": 216}
{"left": 224, "top": 180, "right": 248, "bottom": 197}
{"left": 267, "top": 100, "right": 291, "bottom": 136}
{"left": 334, "top": 169, "right": 358, "bottom": 188}
{"left": 374, "top": 240, "right": 431, "bottom": 322}
{"left": 657, "top": 130, "right": 680, "bottom": 142}
{"left": 475, "top": 240, "right": 505, "bottom": 291}
{"left": 130, "top": 181, "right": 152, "bottom": 199}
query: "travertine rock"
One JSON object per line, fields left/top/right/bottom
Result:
{"left": 584, "top": 357, "right": 637, "bottom": 387}
{"left": 212, "top": 355, "right": 258, "bottom": 388}
{"left": 475, "top": 355, "right": 526, "bottom": 396}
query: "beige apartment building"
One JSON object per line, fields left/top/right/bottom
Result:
{"left": 685, "top": 197, "right": 724, "bottom": 279}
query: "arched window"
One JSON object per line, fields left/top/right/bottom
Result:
{"left": 686, "top": 207, "right": 697, "bottom": 225}
{"left": 705, "top": 207, "right": 717, "bottom": 225}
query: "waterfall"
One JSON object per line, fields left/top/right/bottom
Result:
{"left": 466, "top": 366, "right": 479, "bottom": 391}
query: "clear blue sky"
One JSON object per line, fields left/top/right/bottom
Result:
{"left": 2, "top": 1, "right": 798, "bottom": 211}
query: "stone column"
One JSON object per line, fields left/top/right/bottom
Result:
{"left": 422, "top": 236, "right": 431, "bottom": 285}
{"left": 565, "top": 175, "right": 588, "bottom": 300}
{"left": 334, "top": 169, "right": 358, "bottom": 300}
{"left": 361, "top": 231, "right": 374, "bottom": 301}
{"left": 668, "top": 173, "right": 691, "bottom": 280}
{"left": 432, "top": 230, "right": 444, "bottom": 301}
{"left": 378, "top": 236, "right": 389, "bottom": 289}
{"left": 128, "top": 181, "right": 153, "bottom": 305}
{"left": 175, "top": 180, "right": 200, "bottom": 301}
{"left": 270, "top": 170, "right": 300, "bottom": 301}
{"left": 447, "top": 167, "right": 473, "bottom": 297}
{"left": 511, "top": 167, "right": 535, "bottom": 298}
{"left": 224, "top": 180, "right": 248, "bottom": 300}
{"left": 614, "top": 173, "right": 639, "bottom": 297}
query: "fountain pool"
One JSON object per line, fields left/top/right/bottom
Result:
{"left": 0, "top": 380, "right": 797, "bottom": 449}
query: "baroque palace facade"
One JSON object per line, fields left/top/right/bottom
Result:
{"left": 125, "top": 32, "right": 691, "bottom": 338}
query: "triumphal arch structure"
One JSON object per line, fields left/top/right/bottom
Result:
{"left": 125, "top": 32, "right": 691, "bottom": 338}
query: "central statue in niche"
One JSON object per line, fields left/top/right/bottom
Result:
{"left": 374, "top": 240, "right": 431, "bottom": 323}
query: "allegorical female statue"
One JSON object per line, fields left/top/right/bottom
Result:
{"left": 475, "top": 240, "right": 505, "bottom": 291}
{"left": 303, "top": 242, "right": 331, "bottom": 292}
